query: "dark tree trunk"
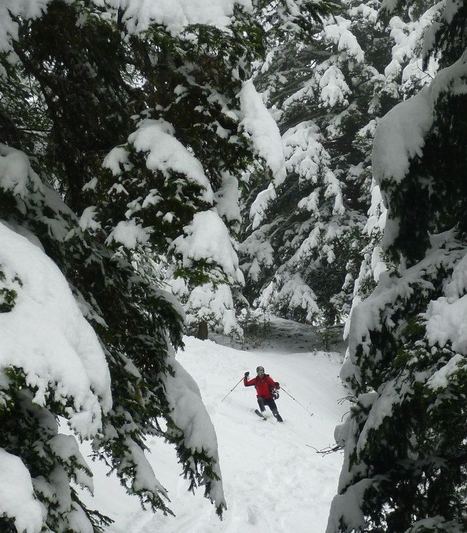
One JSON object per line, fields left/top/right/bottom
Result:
{"left": 196, "top": 321, "right": 208, "bottom": 340}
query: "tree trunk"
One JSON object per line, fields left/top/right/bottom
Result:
{"left": 196, "top": 321, "right": 208, "bottom": 340}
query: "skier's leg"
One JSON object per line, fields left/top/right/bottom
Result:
{"left": 257, "top": 397, "right": 266, "bottom": 412}
{"left": 267, "top": 399, "right": 283, "bottom": 422}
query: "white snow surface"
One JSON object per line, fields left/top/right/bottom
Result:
{"left": 83, "top": 319, "right": 346, "bottom": 532}
{"left": 0, "top": 222, "right": 112, "bottom": 436}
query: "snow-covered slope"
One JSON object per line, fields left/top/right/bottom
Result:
{"left": 84, "top": 324, "right": 346, "bottom": 533}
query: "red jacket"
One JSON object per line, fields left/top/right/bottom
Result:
{"left": 244, "top": 374, "right": 280, "bottom": 399}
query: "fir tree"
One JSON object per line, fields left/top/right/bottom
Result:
{"left": 0, "top": 0, "right": 334, "bottom": 530}
{"left": 241, "top": 0, "right": 437, "bottom": 326}
{"left": 328, "top": 2, "right": 467, "bottom": 531}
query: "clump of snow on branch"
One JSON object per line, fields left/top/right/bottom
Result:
{"left": 123, "top": 118, "right": 214, "bottom": 204}
{"left": 0, "top": 0, "right": 49, "bottom": 52}
{"left": 239, "top": 80, "right": 286, "bottom": 185}
{"left": 0, "top": 144, "right": 42, "bottom": 197}
{"left": 319, "top": 65, "right": 351, "bottom": 108}
{"left": 186, "top": 283, "right": 241, "bottom": 336}
{"left": 372, "top": 88, "right": 433, "bottom": 186}
{"left": 239, "top": 225, "right": 274, "bottom": 282}
{"left": 323, "top": 16, "right": 365, "bottom": 63}
{"left": 249, "top": 183, "right": 276, "bottom": 230}
{"left": 0, "top": 448, "right": 45, "bottom": 533}
{"left": 257, "top": 274, "right": 320, "bottom": 322}
{"left": 215, "top": 172, "right": 241, "bottom": 222}
{"left": 106, "top": 219, "right": 150, "bottom": 249}
{"left": 0, "top": 0, "right": 253, "bottom": 52}
{"left": 112, "top": 0, "right": 253, "bottom": 36}
{"left": 172, "top": 210, "right": 244, "bottom": 284}
{"left": 385, "top": 5, "right": 441, "bottom": 87}
{"left": 374, "top": 53, "right": 467, "bottom": 188}
{"left": 0, "top": 222, "right": 112, "bottom": 436}
{"left": 326, "top": 478, "right": 373, "bottom": 533}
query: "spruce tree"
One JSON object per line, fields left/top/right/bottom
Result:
{"left": 328, "top": 2, "right": 467, "bottom": 531}
{"left": 241, "top": 0, "right": 438, "bottom": 326}
{"left": 0, "top": 0, "right": 334, "bottom": 530}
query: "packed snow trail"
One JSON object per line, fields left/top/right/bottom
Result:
{"left": 85, "top": 323, "right": 347, "bottom": 533}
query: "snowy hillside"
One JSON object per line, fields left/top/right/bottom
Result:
{"left": 84, "top": 321, "right": 347, "bottom": 533}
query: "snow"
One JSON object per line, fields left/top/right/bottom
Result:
{"left": 425, "top": 296, "right": 467, "bottom": 355}
{"left": 81, "top": 319, "right": 346, "bottom": 532}
{"left": 106, "top": 219, "right": 150, "bottom": 249}
{"left": 283, "top": 122, "right": 326, "bottom": 184}
{"left": 164, "top": 353, "right": 226, "bottom": 508}
{"left": 326, "top": 478, "right": 372, "bottom": 533}
{"left": 215, "top": 173, "right": 241, "bottom": 222}
{"left": 0, "top": 0, "right": 49, "bottom": 52}
{"left": 103, "top": 146, "right": 131, "bottom": 176}
{"left": 0, "top": 221, "right": 112, "bottom": 436}
{"left": 127, "top": 119, "right": 214, "bottom": 204}
{"left": 113, "top": 0, "right": 253, "bottom": 36}
{"left": 427, "top": 353, "right": 465, "bottom": 390}
{"left": 172, "top": 210, "right": 244, "bottom": 284}
{"left": 373, "top": 52, "right": 467, "bottom": 191}
{"left": 0, "top": 144, "right": 42, "bottom": 197}
{"left": 424, "top": 247, "right": 467, "bottom": 358}
{"left": 185, "top": 283, "right": 240, "bottom": 336}
{"left": 249, "top": 183, "right": 276, "bottom": 230}
{"left": 323, "top": 17, "right": 364, "bottom": 63}
{"left": 0, "top": 0, "right": 252, "bottom": 52}
{"left": 79, "top": 206, "right": 101, "bottom": 233}
{"left": 372, "top": 88, "right": 433, "bottom": 186}
{"left": 384, "top": 6, "right": 441, "bottom": 85}
{"left": 239, "top": 80, "right": 286, "bottom": 186}
{"left": 0, "top": 448, "right": 45, "bottom": 533}
{"left": 257, "top": 274, "right": 320, "bottom": 323}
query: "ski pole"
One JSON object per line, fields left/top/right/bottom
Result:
{"left": 280, "top": 386, "right": 314, "bottom": 417}
{"left": 221, "top": 376, "right": 244, "bottom": 402}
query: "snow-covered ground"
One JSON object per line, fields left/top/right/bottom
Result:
{"left": 85, "top": 320, "right": 347, "bottom": 533}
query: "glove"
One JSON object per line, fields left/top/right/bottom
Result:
{"left": 275, "top": 382, "right": 280, "bottom": 389}
{"left": 244, "top": 371, "right": 250, "bottom": 377}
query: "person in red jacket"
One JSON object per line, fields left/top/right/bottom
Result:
{"left": 244, "top": 366, "right": 283, "bottom": 422}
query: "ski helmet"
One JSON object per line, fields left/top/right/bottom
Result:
{"left": 256, "top": 366, "right": 265, "bottom": 374}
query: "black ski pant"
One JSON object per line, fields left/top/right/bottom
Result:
{"left": 257, "top": 397, "right": 279, "bottom": 415}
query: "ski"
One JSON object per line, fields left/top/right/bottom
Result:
{"left": 255, "top": 409, "right": 267, "bottom": 420}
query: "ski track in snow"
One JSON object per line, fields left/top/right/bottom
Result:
{"left": 85, "top": 320, "right": 347, "bottom": 533}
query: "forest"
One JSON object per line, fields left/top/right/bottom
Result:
{"left": 0, "top": 0, "right": 466, "bottom": 531}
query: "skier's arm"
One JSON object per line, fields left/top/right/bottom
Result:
{"left": 267, "top": 376, "right": 280, "bottom": 389}
{"left": 243, "top": 373, "right": 256, "bottom": 386}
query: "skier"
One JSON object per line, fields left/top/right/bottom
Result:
{"left": 244, "top": 366, "right": 283, "bottom": 422}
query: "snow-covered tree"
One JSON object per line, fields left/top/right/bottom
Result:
{"left": 0, "top": 0, "right": 336, "bottom": 530}
{"left": 241, "top": 0, "right": 439, "bottom": 326}
{"left": 328, "top": 2, "right": 467, "bottom": 531}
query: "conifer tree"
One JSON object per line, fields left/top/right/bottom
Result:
{"left": 328, "top": 2, "right": 467, "bottom": 531}
{"left": 241, "top": 0, "right": 437, "bottom": 326}
{"left": 0, "top": 0, "right": 333, "bottom": 530}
